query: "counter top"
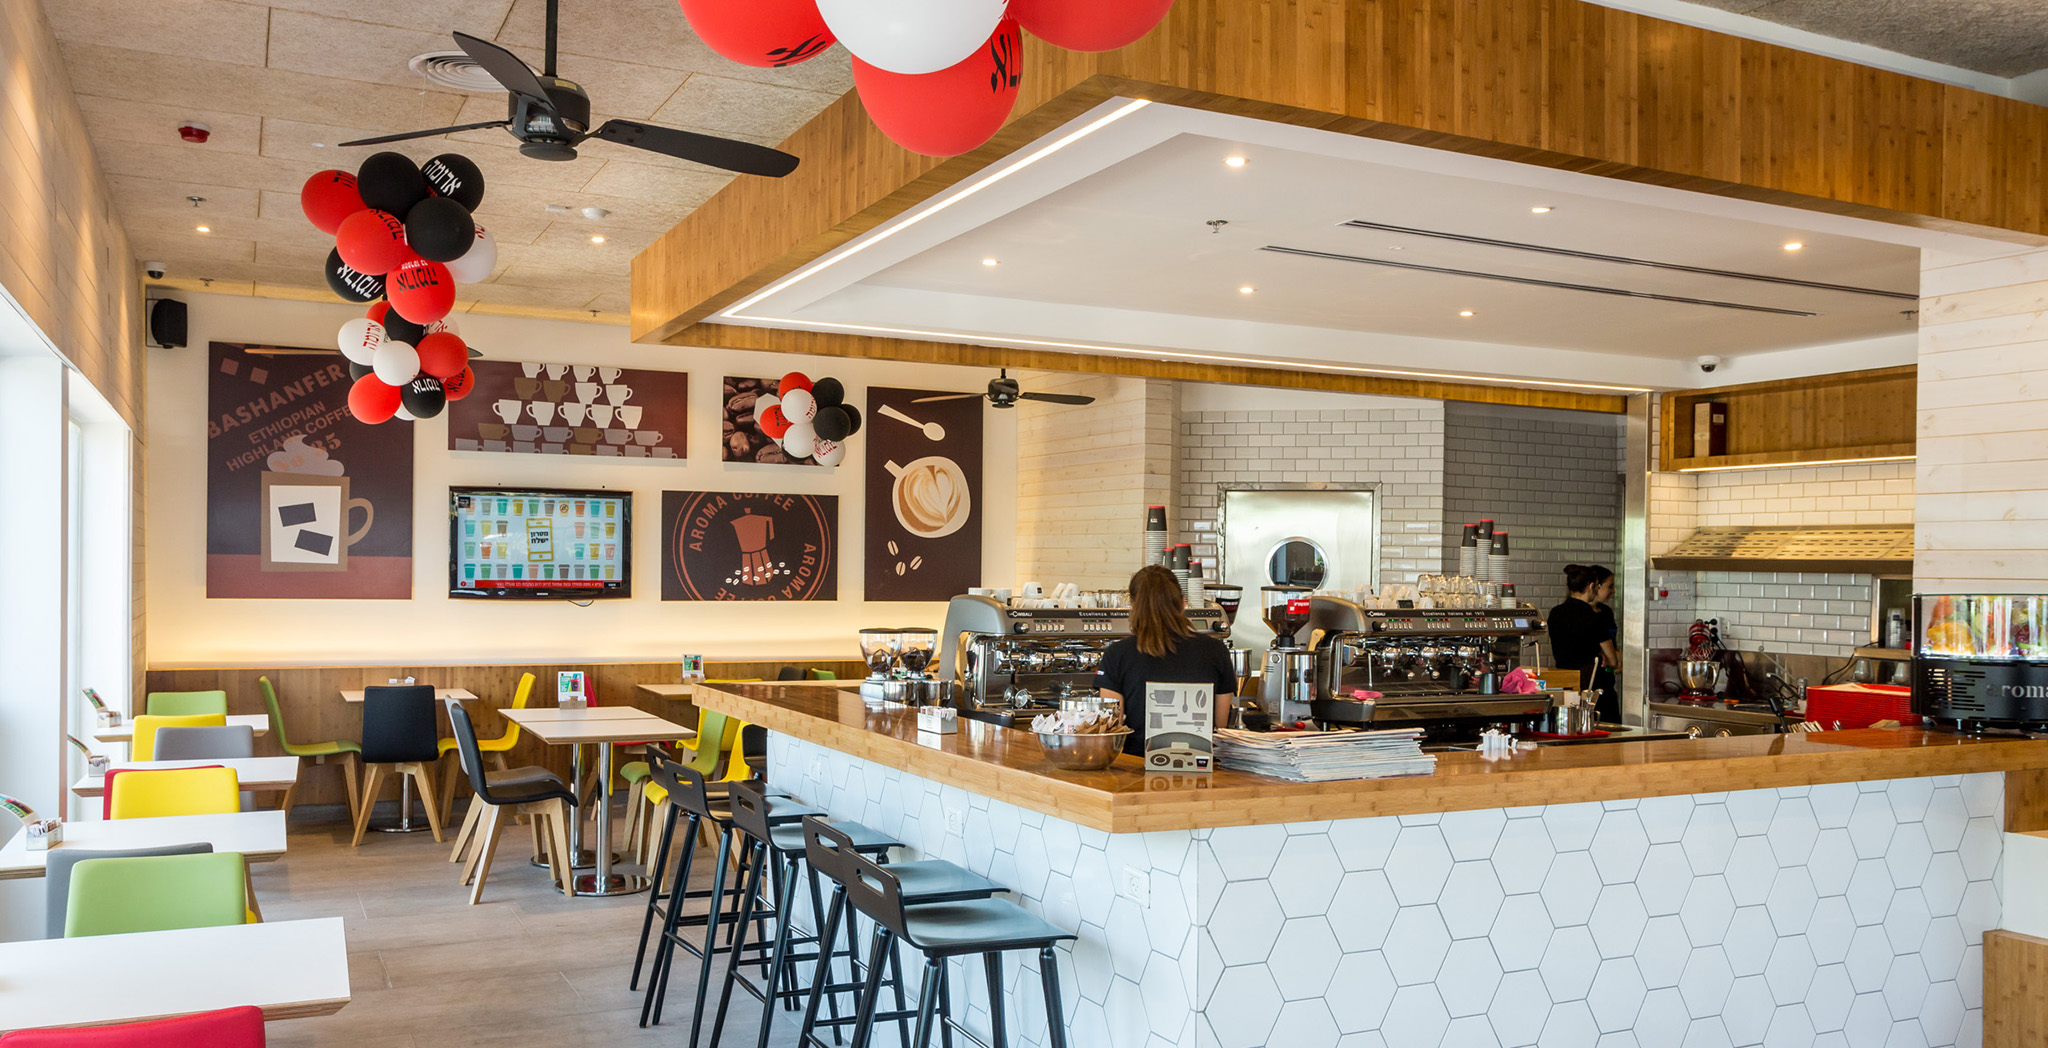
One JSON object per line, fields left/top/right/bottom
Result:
{"left": 694, "top": 682, "right": 2048, "bottom": 832}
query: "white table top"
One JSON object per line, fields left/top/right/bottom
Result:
{"left": 339, "top": 688, "right": 478, "bottom": 703}
{"left": 71, "top": 756, "right": 301, "bottom": 798}
{"left": 0, "top": 917, "right": 350, "bottom": 1030}
{"left": 0, "top": 810, "right": 289, "bottom": 880}
{"left": 503, "top": 707, "right": 695, "bottom": 745}
{"left": 90, "top": 714, "right": 270, "bottom": 743}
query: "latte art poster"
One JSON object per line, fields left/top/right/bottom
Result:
{"left": 864, "top": 387, "right": 982, "bottom": 601}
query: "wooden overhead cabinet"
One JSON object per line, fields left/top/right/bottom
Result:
{"left": 1657, "top": 365, "right": 1916, "bottom": 472}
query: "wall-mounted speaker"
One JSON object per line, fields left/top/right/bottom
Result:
{"left": 147, "top": 298, "right": 187, "bottom": 348}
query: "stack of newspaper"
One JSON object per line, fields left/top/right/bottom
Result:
{"left": 1213, "top": 727, "right": 1436, "bottom": 782}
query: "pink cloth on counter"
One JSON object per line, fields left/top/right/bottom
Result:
{"left": 1501, "top": 667, "right": 1541, "bottom": 694}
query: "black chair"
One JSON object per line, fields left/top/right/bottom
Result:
{"left": 45, "top": 843, "right": 213, "bottom": 939}
{"left": 777, "top": 666, "right": 805, "bottom": 681}
{"left": 351, "top": 685, "right": 445, "bottom": 846}
{"left": 153, "top": 724, "right": 259, "bottom": 810}
{"left": 444, "top": 698, "right": 578, "bottom": 903}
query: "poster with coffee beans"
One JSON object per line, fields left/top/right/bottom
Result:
{"left": 444, "top": 360, "right": 685, "bottom": 458}
{"left": 864, "top": 387, "right": 982, "bottom": 601}
{"left": 721, "top": 376, "right": 822, "bottom": 465}
{"left": 661, "top": 491, "right": 838, "bottom": 601}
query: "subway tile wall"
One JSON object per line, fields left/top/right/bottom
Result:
{"left": 1179, "top": 405, "right": 1446, "bottom": 586}
{"left": 1442, "top": 403, "right": 1625, "bottom": 615}
{"left": 1693, "top": 571, "right": 1876, "bottom": 656}
{"left": 1695, "top": 463, "right": 1916, "bottom": 527}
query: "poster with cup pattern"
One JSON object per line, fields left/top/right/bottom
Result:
{"left": 863, "top": 387, "right": 982, "bottom": 601}
{"left": 444, "top": 360, "right": 686, "bottom": 459}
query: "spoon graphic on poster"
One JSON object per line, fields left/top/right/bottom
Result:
{"left": 878, "top": 404, "right": 945, "bottom": 441}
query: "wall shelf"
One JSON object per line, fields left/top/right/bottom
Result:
{"left": 1659, "top": 366, "right": 1916, "bottom": 473}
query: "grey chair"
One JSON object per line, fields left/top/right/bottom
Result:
{"left": 153, "top": 724, "right": 258, "bottom": 810}
{"left": 45, "top": 843, "right": 214, "bottom": 938}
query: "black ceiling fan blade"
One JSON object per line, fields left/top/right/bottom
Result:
{"left": 1020, "top": 392, "right": 1097, "bottom": 405}
{"left": 338, "top": 121, "right": 510, "bottom": 147}
{"left": 452, "top": 31, "right": 553, "bottom": 106}
{"left": 590, "top": 119, "right": 799, "bottom": 178}
{"left": 911, "top": 393, "right": 985, "bottom": 404}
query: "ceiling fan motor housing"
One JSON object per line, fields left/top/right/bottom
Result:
{"left": 508, "top": 77, "right": 591, "bottom": 160}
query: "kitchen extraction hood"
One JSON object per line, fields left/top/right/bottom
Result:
{"left": 1651, "top": 524, "right": 1912, "bottom": 573}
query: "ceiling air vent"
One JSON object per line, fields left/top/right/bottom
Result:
{"left": 409, "top": 51, "right": 504, "bottom": 93}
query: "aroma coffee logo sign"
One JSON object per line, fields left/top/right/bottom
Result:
{"left": 660, "top": 490, "right": 838, "bottom": 601}
{"left": 1999, "top": 685, "right": 2048, "bottom": 699}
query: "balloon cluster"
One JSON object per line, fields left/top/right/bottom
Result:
{"left": 675, "top": 0, "right": 1173, "bottom": 157}
{"left": 300, "top": 152, "right": 497, "bottom": 425}
{"left": 753, "top": 372, "right": 862, "bottom": 465}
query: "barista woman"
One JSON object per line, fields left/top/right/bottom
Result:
{"left": 1096, "top": 565, "right": 1237, "bottom": 756}
{"left": 1548, "top": 564, "right": 1621, "bottom": 721}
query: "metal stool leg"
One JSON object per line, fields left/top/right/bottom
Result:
{"left": 936, "top": 964, "right": 954, "bottom": 1048}
{"left": 749, "top": 854, "right": 808, "bottom": 1048}
{"left": 700, "top": 836, "right": 765, "bottom": 1048}
{"left": 796, "top": 882, "right": 850, "bottom": 1048}
{"left": 983, "top": 954, "right": 1006, "bottom": 1048}
{"left": 849, "top": 928, "right": 895, "bottom": 1048}
{"left": 910, "top": 959, "right": 944, "bottom": 1048}
{"left": 630, "top": 802, "right": 682, "bottom": 990}
{"left": 1039, "top": 946, "right": 1069, "bottom": 1048}
{"left": 641, "top": 811, "right": 706, "bottom": 1026}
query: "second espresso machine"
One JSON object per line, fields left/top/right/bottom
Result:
{"left": 939, "top": 594, "right": 1229, "bottom": 726}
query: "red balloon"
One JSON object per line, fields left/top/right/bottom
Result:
{"left": 388, "top": 259, "right": 455, "bottom": 324}
{"left": 677, "top": 0, "right": 835, "bottom": 67}
{"left": 760, "top": 404, "right": 793, "bottom": 439}
{"left": 336, "top": 209, "right": 415, "bottom": 276}
{"left": 778, "top": 371, "right": 813, "bottom": 398}
{"left": 442, "top": 366, "right": 477, "bottom": 402}
{"left": 348, "top": 375, "right": 402, "bottom": 424}
{"left": 416, "top": 332, "right": 468, "bottom": 378}
{"left": 1008, "top": 0, "right": 1172, "bottom": 51}
{"left": 853, "top": 20, "right": 1021, "bottom": 157}
{"left": 301, "top": 170, "right": 367, "bottom": 234}
{"left": 366, "top": 301, "right": 390, "bottom": 326}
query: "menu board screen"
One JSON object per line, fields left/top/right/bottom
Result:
{"left": 449, "top": 486, "right": 631, "bottom": 599}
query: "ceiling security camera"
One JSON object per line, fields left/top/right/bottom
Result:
{"left": 145, "top": 261, "right": 167, "bottom": 280}
{"left": 1698, "top": 355, "right": 1723, "bottom": 374}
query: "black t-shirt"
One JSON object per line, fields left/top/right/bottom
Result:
{"left": 1547, "top": 598, "right": 1616, "bottom": 678}
{"left": 1094, "top": 632, "right": 1237, "bottom": 755}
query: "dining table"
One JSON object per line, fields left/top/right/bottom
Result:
{"left": 70, "top": 756, "right": 301, "bottom": 799}
{"left": 0, "top": 917, "right": 350, "bottom": 1031}
{"left": 338, "top": 687, "right": 478, "bottom": 703}
{"left": 635, "top": 682, "right": 693, "bottom": 701}
{"left": 0, "top": 810, "right": 289, "bottom": 879}
{"left": 499, "top": 705, "right": 694, "bottom": 896}
{"left": 90, "top": 714, "right": 270, "bottom": 744}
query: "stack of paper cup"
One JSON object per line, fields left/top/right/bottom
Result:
{"left": 1457, "top": 523, "right": 1479, "bottom": 578}
{"left": 1487, "top": 530, "right": 1510, "bottom": 586}
{"left": 1144, "top": 506, "right": 1169, "bottom": 567}
{"left": 1170, "top": 544, "right": 1191, "bottom": 595}
{"left": 1188, "top": 557, "right": 1207, "bottom": 605}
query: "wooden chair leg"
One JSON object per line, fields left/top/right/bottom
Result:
{"left": 530, "top": 804, "right": 549, "bottom": 864}
{"left": 548, "top": 800, "right": 576, "bottom": 897}
{"left": 460, "top": 802, "right": 498, "bottom": 886}
{"left": 450, "top": 800, "right": 483, "bottom": 864}
{"left": 243, "top": 861, "right": 265, "bottom": 922}
{"left": 436, "top": 752, "right": 461, "bottom": 829}
{"left": 341, "top": 755, "right": 362, "bottom": 826}
{"left": 623, "top": 781, "right": 645, "bottom": 858}
{"left": 351, "top": 764, "right": 387, "bottom": 847}
{"left": 408, "top": 763, "right": 446, "bottom": 843}
{"left": 468, "top": 804, "right": 510, "bottom": 905}
{"left": 278, "top": 781, "right": 297, "bottom": 819}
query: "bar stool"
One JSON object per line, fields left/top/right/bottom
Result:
{"left": 638, "top": 752, "right": 822, "bottom": 1034}
{"left": 795, "top": 819, "right": 1007, "bottom": 1048}
{"left": 707, "top": 783, "right": 901, "bottom": 1048}
{"left": 838, "top": 837, "right": 1076, "bottom": 1048}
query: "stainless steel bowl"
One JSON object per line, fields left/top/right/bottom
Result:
{"left": 1036, "top": 727, "right": 1133, "bottom": 771}
{"left": 1678, "top": 659, "right": 1725, "bottom": 693}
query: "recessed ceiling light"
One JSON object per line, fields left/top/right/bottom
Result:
{"left": 196, "top": 225, "right": 211, "bottom": 234}
{"left": 590, "top": 235, "right": 606, "bottom": 244}
{"left": 1224, "top": 156, "right": 1247, "bottom": 168}
{"left": 1459, "top": 310, "right": 1475, "bottom": 317}
{"left": 1239, "top": 286, "right": 1255, "bottom": 294}
{"left": 1783, "top": 241, "right": 1804, "bottom": 251}
{"left": 311, "top": 142, "right": 326, "bottom": 148}
{"left": 1530, "top": 206, "right": 1553, "bottom": 214}
{"left": 981, "top": 258, "right": 999, "bottom": 267}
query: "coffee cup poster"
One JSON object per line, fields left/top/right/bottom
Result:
{"left": 206, "top": 342, "right": 414, "bottom": 598}
{"left": 863, "top": 387, "right": 983, "bottom": 601}
{"left": 661, "top": 492, "right": 838, "bottom": 601}
{"left": 443, "top": 360, "right": 686, "bottom": 458}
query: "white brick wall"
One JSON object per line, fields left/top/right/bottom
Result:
{"left": 1179, "top": 405, "right": 1446, "bottom": 586}
{"left": 1442, "top": 403, "right": 1624, "bottom": 614}
{"left": 1695, "top": 462, "right": 1914, "bottom": 527}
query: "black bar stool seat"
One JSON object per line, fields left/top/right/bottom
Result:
{"left": 767, "top": 820, "right": 896, "bottom": 855}
{"left": 890, "top": 899, "right": 1073, "bottom": 955}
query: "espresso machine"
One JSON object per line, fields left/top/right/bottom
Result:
{"left": 1306, "top": 595, "right": 1550, "bottom": 741}
{"left": 939, "top": 593, "right": 1227, "bottom": 726}
{"left": 1255, "top": 586, "right": 1316, "bottom": 727}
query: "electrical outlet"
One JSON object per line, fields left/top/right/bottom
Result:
{"left": 945, "top": 808, "right": 965, "bottom": 836}
{"left": 808, "top": 756, "right": 826, "bottom": 781}
{"left": 1118, "top": 866, "right": 1150, "bottom": 905}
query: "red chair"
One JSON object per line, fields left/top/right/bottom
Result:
{"left": 0, "top": 1005, "right": 265, "bottom": 1047}
{"left": 100, "top": 766, "right": 224, "bottom": 819}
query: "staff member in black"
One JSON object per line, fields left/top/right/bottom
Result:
{"left": 1095, "top": 565, "right": 1237, "bottom": 756}
{"left": 1548, "top": 564, "right": 1620, "bottom": 721}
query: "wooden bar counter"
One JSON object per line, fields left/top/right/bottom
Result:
{"left": 694, "top": 681, "right": 2048, "bottom": 833}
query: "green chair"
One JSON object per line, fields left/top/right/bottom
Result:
{"left": 259, "top": 676, "right": 362, "bottom": 822}
{"left": 146, "top": 690, "right": 229, "bottom": 717}
{"left": 807, "top": 668, "right": 837, "bottom": 681}
{"left": 64, "top": 852, "right": 250, "bottom": 937}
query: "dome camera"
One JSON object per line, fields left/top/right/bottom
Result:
{"left": 1697, "top": 355, "right": 1723, "bottom": 374}
{"left": 145, "top": 261, "right": 167, "bottom": 280}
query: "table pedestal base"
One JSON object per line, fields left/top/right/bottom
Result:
{"left": 371, "top": 776, "right": 430, "bottom": 833}
{"left": 563, "top": 872, "right": 650, "bottom": 896}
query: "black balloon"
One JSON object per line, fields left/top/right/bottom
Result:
{"left": 813, "top": 405, "right": 851, "bottom": 442}
{"left": 324, "top": 247, "right": 384, "bottom": 302}
{"left": 811, "top": 376, "right": 845, "bottom": 408}
{"left": 421, "top": 153, "right": 485, "bottom": 211}
{"left": 357, "top": 152, "right": 429, "bottom": 216}
{"left": 382, "top": 311, "right": 426, "bottom": 346}
{"left": 348, "top": 361, "right": 374, "bottom": 382}
{"left": 404, "top": 197, "right": 477, "bottom": 263}
{"left": 400, "top": 374, "right": 447, "bottom": 419}
{"left": 840, "top": 404, "right": 862, "bottom": 436}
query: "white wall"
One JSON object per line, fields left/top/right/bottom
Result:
{"left": 145, "top": 294, "right": 1018, "bottom": 666}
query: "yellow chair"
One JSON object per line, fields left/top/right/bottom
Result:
{"left": 109, "top": 766, "right": 241, "bottom": 820}
{"left": 436, "top": 672, "right": 535, "bottom": 824}
{"left": 130, "top": 713, "right": 226, "bottom": 761}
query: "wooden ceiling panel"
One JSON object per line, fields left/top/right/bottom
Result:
{"left": 75, "top": 96, "right": 263, "bottom": 157}
{"left": 56, "top": 42, "right": 469, "bottom": 129}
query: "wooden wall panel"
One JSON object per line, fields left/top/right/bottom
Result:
{"left": 1985, "top": 929, "right": 2048, "bottom": 1048}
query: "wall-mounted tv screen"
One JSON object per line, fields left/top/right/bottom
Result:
{"left": 449, "top": 486, "right": 631, "bottom": 600}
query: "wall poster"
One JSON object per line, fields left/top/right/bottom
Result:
{"left": 863, "top": 387, "right": 983, "bottom": 601}
{"left": 206, "top": 341, "right": 413, "bottom": 598}
{"left": 445, "top": 360, "right": 685, "bottom": 458}
{"left": 721, "top": 376, "right": 822, "bottom": 465}
{"left": 660, "top": 491, "right": 838, "bottom": 601}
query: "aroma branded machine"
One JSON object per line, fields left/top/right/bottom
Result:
{"left": 1914, "top": 594, "right": 2048, "bottom": 730}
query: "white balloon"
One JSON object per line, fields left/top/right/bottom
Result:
{"left": 338, "top": 318, "right": 385, "bottom": 365}
{"left": 394, "top": 405, "right": 418, "bottom": 422}
{"left": 814, "top": 437, "right": 846, "bottom": 466}
{"left": 444, "top": 225, "right": 497, "bottom": 284}
{"left": 781, "top": 421, "right": 818, "bottom": 459}
{"left": 816, "top": 0, "right": 1006, "bottom": 74}
{"left": 752, "top": 393, "right": 781, "bottom": 423}
{"left": 373, "top": 340, "right": 420, "bottom": 386}
{"left": 780, "top": 387, "right": 817, "bottom": 423}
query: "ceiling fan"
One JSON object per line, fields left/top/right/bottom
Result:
{"left": 914, "top": 370, "right": 1096, "bottom": 409}
{"left": 338, "top": 0, "right": 798, "bottom": 178}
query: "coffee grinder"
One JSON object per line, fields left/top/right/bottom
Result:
{"left": 1209, "top": 584, "right": 1249, "bottom": 691}
{"left": 1256, "top": 585, "right": 1316, "bottom": 727}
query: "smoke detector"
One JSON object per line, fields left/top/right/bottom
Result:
{"left": 178, "top": 122, "right": 211, "bottom": 144}
{"left": 408, "top": 51, "right": 505, "bottom": 93}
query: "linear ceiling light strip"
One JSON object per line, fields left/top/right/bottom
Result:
{"left": 1341, "top": 220, "right": 1918, "bottom": 301}
{"left": 1261, "top": 245, "right": 1819, "bottom": 316}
